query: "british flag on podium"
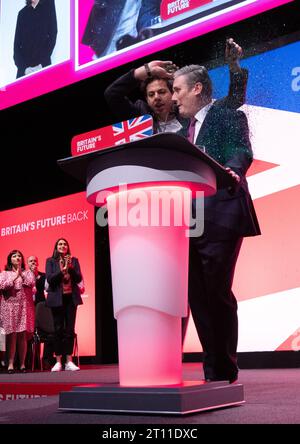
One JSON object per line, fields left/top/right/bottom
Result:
{"left": 112, "top": 115, "right": 153, "bottom": 145}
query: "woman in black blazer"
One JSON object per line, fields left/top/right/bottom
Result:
{"left": 46, "top": 238, "right": 83, "bottom": 372}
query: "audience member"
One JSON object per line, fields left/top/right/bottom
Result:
{"left": 172, "top": 64, "right": 261, "bottom": 383}
{"left": 45, "top": 238, "right": 83, "bottom": 372}
{"left": 14, "top": 0, "right": 57, "bottom": 78}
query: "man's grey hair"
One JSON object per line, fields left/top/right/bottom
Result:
{"left": 174, "top": 65, "right": 212, "bottom": 101}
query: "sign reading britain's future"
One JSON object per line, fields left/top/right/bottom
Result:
{"left": 71, "top": 115, "right": 154, "bottom": 157}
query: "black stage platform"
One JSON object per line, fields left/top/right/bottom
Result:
{"left": 1, "top": 363, "right": 300, "bottom": 424}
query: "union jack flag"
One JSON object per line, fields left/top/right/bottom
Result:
{"left": 112, "top": 115, "right": 153, "bottom": 145}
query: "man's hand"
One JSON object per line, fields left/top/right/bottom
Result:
{"left": 225, "top": 167, "right": 240, "bottom": 183}
{"left": 225, "top": 38, "right": 243, "bottom": 73}
{"left": 134, "top": 60, "right": 178, "bottom": 81}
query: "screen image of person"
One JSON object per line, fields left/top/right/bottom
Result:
{"left": 105, "top": 38, "right": 249, "bottom": 344}
{"left": 13, "top": 0, "right": 57, "bottom": 78}
{"left": 45, "top": 238, "right": 83, "bottom": 372}
{"left": 27, "top": 255, "right": 55, "bottom": 369}
{"left": 104, "top": 39, "right": 247, "bottom": 134}
{"left": 81, "top": 0, "right": 161, "bottom": 59}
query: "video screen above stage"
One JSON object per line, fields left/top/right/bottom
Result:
{"left": 0, "top": 0, "right": 293, "bottom": 110}
{"left": 0, "top": 192, "right": 96, "bottom": 357}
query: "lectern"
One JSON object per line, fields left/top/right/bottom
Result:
{"left": 58, "top": 133, "right": 244, "bottom": 414}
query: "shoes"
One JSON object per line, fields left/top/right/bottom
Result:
{"left": 65, "top": 361, "right": 80, "bottom": 371}
{"left": 20, "top": 367, "right": 27, "bottom": 373}
{"left": 7, "top": 368, "right": 14, "bottom": 374}
{"left": 51, "top": 362, "right": 62, "bottom": 372}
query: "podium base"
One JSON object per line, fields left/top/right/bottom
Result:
{"left": 59, "top": 381, "right": 244, "bottom": 415}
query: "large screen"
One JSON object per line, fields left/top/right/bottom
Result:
{"left": 0, "top": 192, "right": 96, "bottom": 356}
{"left": 184, "top": 36, "right": 300, "bottom": 353}
{"left": 0, "top": 0, "right": 292, "bottom": 110}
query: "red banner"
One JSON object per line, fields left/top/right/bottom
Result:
{"left": 71, "top": 115, "right": 153, "bottom": 157}
{"left": 160, "top": 0, "right": 213, "bottom": 21}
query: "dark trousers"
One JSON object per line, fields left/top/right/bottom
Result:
{"left": 51, "top": 294, "right": 77, "bottom": 357}
{"left": 188, "top": 235, "right": 243, "bottom": 380}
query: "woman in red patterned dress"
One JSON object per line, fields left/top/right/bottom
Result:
{"left": 0, "top": 250, "right": 35, "bottom": 373}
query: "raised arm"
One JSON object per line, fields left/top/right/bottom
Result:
{"left": 104, "top": 69, "right": 147, "bottom": 121}
{"left": 215, "top": 39, "right": 248, "bottom": 109}
{"left": 104, "top": 60, "right": 176, "bottom": 121}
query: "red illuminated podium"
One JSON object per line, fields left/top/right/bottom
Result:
{"left": 57, "top": 133, "right": 244, "bottom": 414}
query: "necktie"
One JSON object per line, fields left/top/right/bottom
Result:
{"left": 187, "top": 117, "right": 197, "bottom": 144}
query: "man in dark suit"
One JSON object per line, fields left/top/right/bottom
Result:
{"left": 27, "top": 255, "right": 55, "bottom": 370}
{"left": 82, "top": 0, "right": 161, "bottom": 59}
{"left": 172, "top": 64, "right": 261, "bottom": 383}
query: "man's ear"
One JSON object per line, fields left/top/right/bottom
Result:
{"left": 194, "top": 82, "right": 203, "bottom": 96}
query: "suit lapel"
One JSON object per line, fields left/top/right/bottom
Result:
{"left": 195, "top": 105, "right": 220, "bottom": 157}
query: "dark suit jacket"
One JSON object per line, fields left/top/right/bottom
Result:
{"left": 179, "top": 104, "right": 261, "bottom": 240}
{"left": 45, "top": 257, "right": 83, "bottom": 308}
{"left": 104, "top": 68, "right": 248, "bottom": 133}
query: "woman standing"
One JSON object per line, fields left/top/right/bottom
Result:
{"left": 0, "top": 250, "right": 35, "bottom": 373}
{"left": 46, "top": 238, "right": 83, "bottom": 372}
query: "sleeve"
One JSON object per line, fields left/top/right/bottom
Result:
{"left": 13, "top": 12, "right": 25, "bottom": 69}
{"left": 81, "top": 4, "right": 102, "bottom": 46}
{"left": 104, "top": 70, "right": 148, "bottom": 121}
{"left": 136, "top": 0, "right": 161, "bottom": 32}
{"left": 215, "top": 68, "right": 248, "bottom": 110}
{"left": 81, "top": 2, "right": 108, "bottom": 56}
{"left": 46, "top": 258, "right": 63, "bottom": 287}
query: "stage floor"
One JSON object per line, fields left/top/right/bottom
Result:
{"left": 0, "top": 363, "right": 300, "bottom": 424}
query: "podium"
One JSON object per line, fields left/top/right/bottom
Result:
{"left": 57, "top": 133, "right": 244, "bottom": 414}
